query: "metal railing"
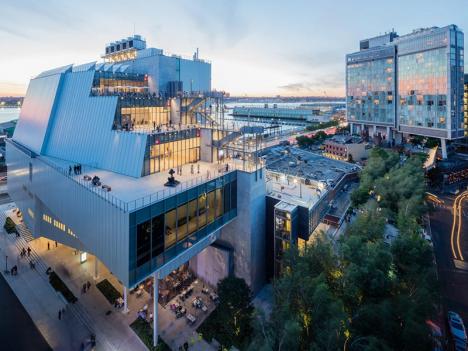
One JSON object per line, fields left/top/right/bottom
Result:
{"left": 38, "top": 156, "right": 257, "bottom": 213}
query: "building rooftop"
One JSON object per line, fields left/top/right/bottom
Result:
{"left": 263, "top": 146, "right": 359, "bottom": 208}
{"left": 263, "top": 146, "right": 358, "bottom": 184}
{"left": 41, "top": 155, "right": 238, "bottom": 212}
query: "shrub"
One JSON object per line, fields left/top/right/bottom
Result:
{"left": 49, "top": 271, "right": 77, "bottom": 303}
{"left": 3, "top": 217, "right": 17, "bottom": 234}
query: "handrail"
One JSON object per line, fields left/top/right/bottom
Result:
{"left": 37, "top": 156, "right": 256, "bottom": 213}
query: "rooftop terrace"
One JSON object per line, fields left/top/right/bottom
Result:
{"left": 40, "top": 155, "right": 243, "bottom": 212}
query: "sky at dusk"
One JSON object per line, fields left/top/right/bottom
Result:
{"left": 0, "top": 0, "right": 467, "bottom": 97}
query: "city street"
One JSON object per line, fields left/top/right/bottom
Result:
{"left": 0, "top": 274, "right": 51, "bottom": 351}
{"left": 429, "top": 191, "right": 468, "bottom": 329}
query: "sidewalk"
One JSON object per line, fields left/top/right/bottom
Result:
{"left": 26, "top": 236, "right": 148, "bottom": 351}
{"left": 0, "top": 204, "right": 89, "bottom": 351}
{"left": 0, "top": 199, "right": 218, "bottom": 351}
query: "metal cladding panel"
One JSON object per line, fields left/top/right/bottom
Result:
{"left": 43, "top": 71, "right": 146, "bottom": 177}
{"left": 5, "top": 142, "right": 37, "bottom": 233}
{"left": 6, "top": 142, "right": 130, "bottom": 286}
{"left": 179, "top": 58, "right": 211, "bottom": 93}
{"left": 13, "top": 73, "right": 62, "bottom": 154}
{"left": 101, "top": 131, "right": 147, "bottom": 177}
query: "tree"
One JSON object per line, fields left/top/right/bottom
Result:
{"left": 250, "top": 233, "right": 346, "bottom": 351}
{"left": 207, "top": 277, "right": 254, "bottom": 349}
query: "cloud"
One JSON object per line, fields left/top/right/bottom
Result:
{"left": 278, "top": 71, "right": 345, "bottom": 96}
{"left": 184, "top": 0, "right": 250, "bottom": 48}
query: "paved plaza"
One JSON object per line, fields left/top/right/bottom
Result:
{"left": 0, "top": 200, "right": 218, "bottom": 351}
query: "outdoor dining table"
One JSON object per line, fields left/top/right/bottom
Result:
{"left": 186, "top": 313, "right": 196, "bottom": 324}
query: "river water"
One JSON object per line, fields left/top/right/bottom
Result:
{"left": 0, "top": 108, "right": 20, "bottom": 123}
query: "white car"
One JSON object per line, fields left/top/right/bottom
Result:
{"left": 448, "top": 311, "right": 467, "bottom": 350}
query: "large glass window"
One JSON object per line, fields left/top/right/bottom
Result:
{"left": 130, "top": 176, "right": 238, "bottom": 285}
{"left": 151, "top": 214, "right": 164, "bottom": 259}
{"left": 398, "top": 47, "right": 448, "bottom": 129}
{"left": 347, "top": 55, "right": 395, "bottom": 125}
{"left": 144, "top": 136, "right": 200, "bottom": 176}
{"left": 136, "top": 220, "right": 151, "bottom": 267}
{"left": 165, "top": 209, "right": 177, "bottom": 248}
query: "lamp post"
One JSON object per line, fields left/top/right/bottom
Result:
{"left": 4, "top": 255, "right": 8, "bottom": 274}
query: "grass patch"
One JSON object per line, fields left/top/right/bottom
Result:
{"left": 96, "top": 279, "right": 121, "bottom": 305}
{"left": 49, "top": 271, "right": 77, "bottom": 303}
{"left": 130, "top": 318, "right": 170, "bottom": 351}
{"left": 3, "top": 217, "right": 17, "bottom": 234}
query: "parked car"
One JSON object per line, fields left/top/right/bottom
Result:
{"left": 448, "top": 311, "right": 467, "bottom": 350}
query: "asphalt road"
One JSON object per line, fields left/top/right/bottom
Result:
{"left": 429, "top": 193, "right": 468, "bottom": 331}
{"left": 0, "top": 273, "right": 51, "bottom": 351}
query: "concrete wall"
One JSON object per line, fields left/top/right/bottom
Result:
{"left": 200, "top": 128, "right": 213, "bottom": 162}
{"left": 220, "top": 169, "right": 266, "bottom": 294}
{"left": 189, "top": 245, "right": 230, "bottom": 287}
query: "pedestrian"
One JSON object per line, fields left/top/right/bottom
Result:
{"left": 86, "top": 281, "right": 91, "bottom": 290}
{"left": 197, "top": 164, "right": 200, "bottom": 174}
{"left": 47, "top": 242, "right": 50, "bottom": 250}
{"left": 58, "top": 310, "right": 61, "bottom": 320}
{"left": 55, "top": 241, "right": 58, "bottom": 248}
{"left": 68, "top": 166, "right": 72, "bottom": 176}
{"left": 191, "top": 164, "right": 194, "bottom": 174}
{"left": 27, "top": 247, "right": 31, "bottom": 257}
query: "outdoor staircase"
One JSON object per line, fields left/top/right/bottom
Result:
{"left": 16, "top": 222, "right": 34, "bottom": 242}
{"left": 213, "top": 130, "right": 242, "bottom": 148}
{"left": 181, "top": 97, "right": 205, "bottom": 113}
{"left": 0, "top": 209, "right": 104, "bottom": 345}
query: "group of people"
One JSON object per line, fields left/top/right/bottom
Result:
{"left": 19, "top": 246, "right": 31, "bottom": 258}
{"left": 190, "top": 164, "right": 201, "bottom": 175}
{"left": 58, "top": 307, "right": 65, "bottom": 320}
{"left": 10, "top": 265, "right": 18, "bottom": 275}
{"left": 69, "top": 164, "right": 83, "bottom": 176}
{"left": 81, "top": 281, "right": 91, "bottom": 294}
{"left": 47, "top": 241, "right": 58, "bottom": 250}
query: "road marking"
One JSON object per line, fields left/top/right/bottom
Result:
{"left": 451, "top": 191, "right": 468, "bottom": 261}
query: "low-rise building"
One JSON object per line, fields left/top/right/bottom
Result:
{"left": 262, "top": 146, "right": 359, "bottom": 277}
{"left": 323, "top": 135, "right": 368, "bottom": 162}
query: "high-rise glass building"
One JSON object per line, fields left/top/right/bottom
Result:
{"left": 346, "top": 25, "right": 465, "bottom": 157}
{"left": 464, "top": 74, "right": 468, "bottom": 136}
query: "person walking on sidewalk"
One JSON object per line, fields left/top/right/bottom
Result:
{"left": 27, "top": 247, "right": 31, "bottom": 257}
{"left": 47, "top": 242, "right": 50, "bottom": 250}
{"left": 58, "top": 310, "right": 61, "bottom": 320}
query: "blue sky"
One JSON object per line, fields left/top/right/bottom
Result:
{"left": 0, "top": 0, "right": 466, "bottom": 97}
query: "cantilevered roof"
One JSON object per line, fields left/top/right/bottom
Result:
{"left": 35, "top": 64, "right": 73, "bottom": 79}
{"left": 72, "top": 61, "right": 96, "bottom": 72}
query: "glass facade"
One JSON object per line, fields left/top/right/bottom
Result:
{"left": 273, "top": 205, "right": 297, "bottom": 277}
{"left": 129, "top": 172, "right": 237, "bottom": 285}
{"left": 91, "top": 71, "right": 148, "bottom": 95}
{"left": 398, "top": 48, "right": 448, "bottom": 128}
{"left": 120, "top": 106, "right": 170, "bottom": 130}
{"left": 347, "top": 25, "right": 465, "bottom": 139}
{"left": 464, "top": 75, "right": 468, "bottom": 136}
{"left": 347, "top": 48, "right": 395, "bottom": 125}
{"left": 142, "top": 128, "right": 201, "bottom": 176}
